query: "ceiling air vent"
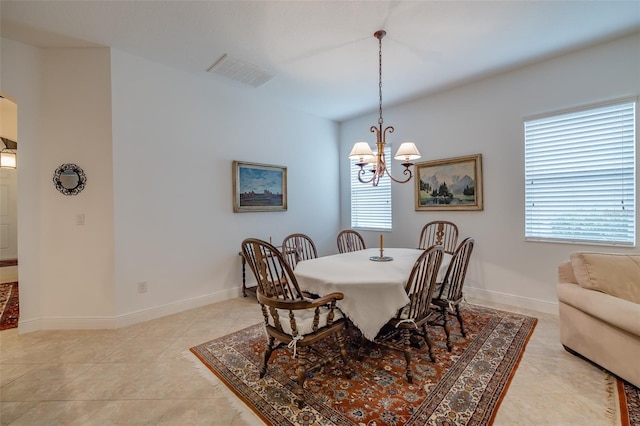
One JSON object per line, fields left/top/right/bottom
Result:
{"left": 207, "top": 54, "right": 273, "bottom": 88}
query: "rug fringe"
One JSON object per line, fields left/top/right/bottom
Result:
{"left": 181, "top": 350, "right": 265, "bottom": 425}
{"left": 605, "top": 373, "right": 623, "bottom": 426}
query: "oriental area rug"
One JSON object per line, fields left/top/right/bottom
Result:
{"left": 190, "top": 304, "right": 537, "bottom": 426}
{"left": 0, "top": 282, "right": 19, "bottom": 330}
{"left": 616, "top": 378, "right": 640, "bottom": 426}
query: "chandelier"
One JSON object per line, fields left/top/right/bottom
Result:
{"left": 348, "top": 30, "right": 421, "bottom": 186}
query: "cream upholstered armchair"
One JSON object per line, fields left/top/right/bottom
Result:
{"left": 241, "top": 238, "right": 351, "bottom": 408}
{"left": 557, "top": 252, "right": 640, "bottom": 388}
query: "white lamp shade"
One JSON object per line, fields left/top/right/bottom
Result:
{"left": 348, "top": 142, "right": 374, "bottom": 161}
{"left": 394, "top": 142, "right": 421, "bottom": 161}
{"left": 0, "top": 150, "right": 16, "bottom": 169}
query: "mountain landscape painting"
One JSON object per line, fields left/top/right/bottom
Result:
{"left": 415, "top": 154, "right": 483, "bottom": 211}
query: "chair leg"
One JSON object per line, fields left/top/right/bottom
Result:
{"left": 441, "top": 306, "right": 452, "bottom": 352}
{"left": 295, "top": 345, "right": 308, "bottom": 409}
{"left": 260, "top": 335, "right": 275, "bottom": 378}
{"left": 401, "top": 329, "right": 414, "bottom": 384}
{"left": 335, "top": 330, "right": 352, "bottom": 378}
{"left": 422, "top": 323, "right": 435, "bottom": 362}
{"left": 356, "top": 335, "right": 368, "bottom": 361}
{"left": 455, "top": 305, "right": 466, "bottom": 337}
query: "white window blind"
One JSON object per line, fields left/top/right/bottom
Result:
{"left": 524, "top": 100, "right": 636, "bottom": 246}
{"left": 351, "top": 145, "right": 392, "bottom": 231}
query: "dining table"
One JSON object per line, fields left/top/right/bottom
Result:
{"left": 293, "top": 248, "right": 451, "bottom": 341}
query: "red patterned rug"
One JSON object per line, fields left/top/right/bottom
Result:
{"left": 190, "top": 304, "right": 537, "bottom": 425}
{"left": 618, "top": 378, "right": 640, "bottom": 426}
{"left": 0, "top": 281, "right": 19, "bottom": 330}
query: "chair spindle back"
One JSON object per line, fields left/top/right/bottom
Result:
{"left": 281, "top": 233, "right": 318, "bottom": 268}
{"left": 418, "top": 221, "right": 459, "bottom": 253}
{"left": 437, "top": 237, "right": 474, "bottom": 302}
{"left": 241, "top": 238, "right": 303, "bottom": 301}
{"left": 402, "top": 244, "right": 444, "bottom": 321}
{"left": 337, "top": 229, "right": 366, "bottom": 253}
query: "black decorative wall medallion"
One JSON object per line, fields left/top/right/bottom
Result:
{"left": 53, "top": 163, "right": 87, "bottom": 196}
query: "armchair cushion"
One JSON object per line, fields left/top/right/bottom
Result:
{"left": 268, "top": 306, "right": 344, "bottom": 336}
{"left": 570, "top": 252, "right": 640, "bottom": 304}
{"left": 557, "top": 282, "right": 640, "bottom": 336}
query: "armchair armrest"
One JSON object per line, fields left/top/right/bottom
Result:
{"left": 257, "top": 291, "right": 344, "bottom": 310}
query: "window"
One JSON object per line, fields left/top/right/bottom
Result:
{"left": 524, "top": 100, "right": 636, "bottom": 246}
{"left": 351, "top": 145, "right": 392, "bottom": 231}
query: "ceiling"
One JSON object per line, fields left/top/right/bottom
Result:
{"left": 1, "top": 1, "right": 639, "bottom": 122}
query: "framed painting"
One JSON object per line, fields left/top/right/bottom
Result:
{"left": 233, "top": 161, "right": 287, "bottom": 212}
{"left": 415, "top": 154, "right": 483, "bottom": 211}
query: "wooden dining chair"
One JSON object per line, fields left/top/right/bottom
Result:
{"left": 281, "top": 233, "right": 318, "bottom": 269}
{"left": 430, "top": 237, "right": 475, "bottom": 351}
{"left": 337, "top": 229, "right": 366, "bottom": 253}
{"left": 240, "top": 238, "right": 351, "bottom": 408}
{"left": 418, "top": 220, "right": 459, "bottom": 254}
{"left": 363, "top": 244, "right": 444, "bottom": 384}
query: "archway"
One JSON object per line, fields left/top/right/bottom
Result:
{"left": 0, "top": 94, "right": 19, "bottom": 330}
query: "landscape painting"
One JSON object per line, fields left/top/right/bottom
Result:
{"left": 415, "top": 154, "right": 483, "bottom": 211}
{"left": 233, "top": 161, "right": 287, "bottom": 212}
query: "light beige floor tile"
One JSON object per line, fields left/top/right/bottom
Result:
{"left": 492, "top": 399, "right": 536, "bottom": 426}
{"left": 506, "top": 390, "right": 609, "bottom": 425}
{"left": 4, "top": 401, "right": 105, "bottom": 426}
{"left": 1, "top": 363, "right": 95, "bottom": 401}
{"left": 47, "top": 363, "right": 144, "bottom": 401}
{"left": 0, "top": 401, "right": 39, "bottom": 425}
{"left": 0, "top": 363, "right": 40, "bottom": 388}
{"left": 85, "top": 399, "right": 175, "bottom": 425}
{"left": 156, "top": 398, "right": 258, "bottom": 426}
{"left": 0, "top": 266, "right": 18, "bottom": 283}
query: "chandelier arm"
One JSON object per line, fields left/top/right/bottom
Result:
{"left": 357, "top": 166, "right": 375, "bottom": 184}
{"left": 384, "top": 166, "right": 413, "bottom": 184}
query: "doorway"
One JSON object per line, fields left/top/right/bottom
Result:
{"left": 0, "top": 94, "right": 19, "bottom": 330}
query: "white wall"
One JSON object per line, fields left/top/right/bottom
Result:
{"left": 109, "top": 50, "right": 340, "bottom": 322}
{"left": 37, "top": 48, "right": 115, "bottom": 326}
{"left": 340, "top": 32, "right": 640, "bottom": 314}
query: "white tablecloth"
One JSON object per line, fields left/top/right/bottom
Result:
{"left": 294, "top": 248, "right": 449, "bottom": 340}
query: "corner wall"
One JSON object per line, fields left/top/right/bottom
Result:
{"left": 339, "top": 32, "right": 640, "bottom": 313}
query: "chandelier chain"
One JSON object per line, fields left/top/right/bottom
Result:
{"left": 378, "top": 35, "right": 383, "bottom": 126}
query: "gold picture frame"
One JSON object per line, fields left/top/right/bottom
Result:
{"left": 233, "top": 161, "right": 287, "bottom": 213}
{"left": 415, "top": 154, "right": 483, "bottom": 211}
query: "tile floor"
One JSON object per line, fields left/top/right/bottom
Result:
{"left": 0, "top": 266, "right": 18, "bottom": 284}
{"left": 0, "top": 297, "right": 616, "bottom": 425}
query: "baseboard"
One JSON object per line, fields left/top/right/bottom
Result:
{"left": 464, "top": 286, "right": 558, "bottom": 315}
{"left": 17, "top": 286, "right": 242, "bottom": 333}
